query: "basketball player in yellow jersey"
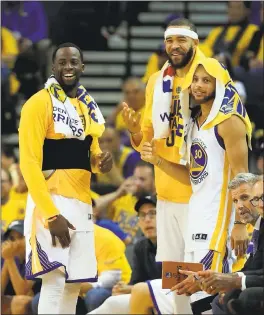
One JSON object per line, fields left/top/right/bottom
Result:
{"left": 123, "top": 17, "right": 249, "bottom": 262}
{"left": 19, "top": 43, "right": 113, "bottom": 315}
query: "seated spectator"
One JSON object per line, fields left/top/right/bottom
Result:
{"left": 32, "top": 225, "right": 131, "bottom": 313}
{"left": 214, "top": 52, "right": 247, "bottom": 104}
{"left": 95, "top": 161, "right": 156, "bottom": 241}
{"left": 107, "top": 77, "right": 145, "bottom": 146}
{"left": 1, "top": 169, "right": 25, "bottom": 232}
{"left": 200, "top": 1, "right": 259, "bottom": 67}
{"left": 240, "top": 2, "right": 264, "bottom": 71}
{"left": 1, "top": 26, "right": 20, "bottom": 97}
{"left": 87, "top": 195, "right": 164, "bottom": 315}
{"left": 1, "top": 146, "right": 28, "bottom": 205}
{"left": 93, "top": 199, "right": 132, "bottom": 245}
{"left": 96, "top": 126, "right": 141, "bottom": 187}
{"left": 2, "top": 1, "right": 49, "bottom": 98}
{"left": 1, "top": 220, "right": 41, "bottom": 315}
{"left": 1, "top": 145, "right": 17, "bottom": 171}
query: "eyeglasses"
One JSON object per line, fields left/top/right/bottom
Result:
{"left": 250, "top": 194, "right": 264, "bottom": 207}
{"left": 138, "top": 209, "right": 156, "bottom": 221}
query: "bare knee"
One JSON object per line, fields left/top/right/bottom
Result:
{"left": 130, "top": 283, "right": 153, "bottom": 314}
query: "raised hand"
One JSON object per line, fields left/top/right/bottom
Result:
{"left": 121, "top": 102, "right": 141, "bottom": 134}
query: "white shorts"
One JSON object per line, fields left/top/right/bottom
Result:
{"left": 24, "top": 194, "right": 97, "bottom": 283}
{"left": 156, "top": 200, "right": 188, "bottom": 262}
{"left": 147, "top": 279, "right": 174, "bottom": 314}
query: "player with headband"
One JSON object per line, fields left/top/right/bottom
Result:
{"left": 122, "top": 18, "right": 249, "bottom": 315}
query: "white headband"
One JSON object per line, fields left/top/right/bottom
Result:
{"left": 164, "top": 28, "right": 199, "bottom": 40}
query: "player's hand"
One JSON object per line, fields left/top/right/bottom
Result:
{"left": 48, "top": 215, "right": 76, "bottom": 248}
{"left": 141, "top": 140, "right": 160, "bottom": 165}
{"left": 170, "top": 272, "right": 200, "bottom": 296}
{"left": 121, "top": 102, "right": 141, "bottom": 134}
{"left": 231, "top": 224, "right": 249, "bottom": 257}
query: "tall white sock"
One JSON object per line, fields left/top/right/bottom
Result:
{"left": 88, "top": 294, "right": 130, "bottom": 314}
{"left": 38, "top": 269, "right": 66, "bottom": 314}
{"left": 59, "top": 282, "right": 81, "bottom": 314}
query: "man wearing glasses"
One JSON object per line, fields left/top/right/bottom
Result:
{"left": 251, "top": 175, "right": 264, "bottom": 217}
{"left": 87, "top": 194, "right": 165, "bottom": 314}
{"left": 191, "top": 173, "right": 264, "bottom": 315}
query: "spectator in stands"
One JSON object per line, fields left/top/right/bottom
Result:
{"left": 1, "top": 146, "right": 28, "bottom": 206}
{"left": 1, "top": 220, "right": 41, "bottom": 315}
{"left": 87, "top": 195, "right": 162, "bottom": 314}
{"left": 1, "top": 169, "right": 25, "bottom": 232}
{"left": 1, "top": 26, "right": 20, "bottom": 135}
{"left": 240, "top": 1, "right": 264, "bottom": 71}
{"left": 214, "top": 52, "right": 247, "bottom": 104}
{"left": 200, "top": 1, "right": 259, "bottom": 66}
{"left": 1, "top": 145, "right": 17, "bottom": 171}
{"left": 107, "top": 77, "right": 146, "bottom": 146}
{"left": 31, "top": 225, "right": 131, "bottom": 313}
{"left": 1, "top": 1, "right": 51, "bottom": 95}
{"left": 95, "top": 161, "right": 156, "bottom": 241}
{"left": 142, "top": 14, "right": 181, "bottom": 84}
{"left": 93, "top": 199, "right": 132, "bottom": 245}
{"left": 96, "top": 126, "right": 141, "bottom": 187}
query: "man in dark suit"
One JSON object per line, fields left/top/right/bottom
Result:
{"left": 225, "top": 175, "right": 264, "bottom": 315}
{"left": 194, "top": 173, "right": 264, "bottom": 314}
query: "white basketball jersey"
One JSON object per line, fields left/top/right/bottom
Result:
{"left": 186, "top": 120, "right": 234, "bottom": 252}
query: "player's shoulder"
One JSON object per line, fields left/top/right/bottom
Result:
{"left": 21, "top": 89, "right": 50, "bottom": 113}
{"left": 147, "top": 70, "right": 161, "bottom": 87}
{"left": 218, "top": 114, "right": 246, "bottom": 136}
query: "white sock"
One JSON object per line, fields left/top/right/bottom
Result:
{"left": 59, "top": 282, "right": 81, "bottom": 314}
{"left": 88, "top": 294, "right": 130, "bottom": 314}
{"left": 38, "top": 269, "right": 66, "bottom": 314}
{"left": 173, "top": 292, "right": 192, "bottom": 314}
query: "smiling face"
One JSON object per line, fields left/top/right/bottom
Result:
{"left": 164, "top": 26, "right": 198, "bottom": 69}
{"left": 231, "top": 183, "right": 260, "bottom": 224}
{"left": 190, "top": 65, "right": 216, "bottom": 105}
{"left": 52, "top": 47, "right": 84, "bottom": 93}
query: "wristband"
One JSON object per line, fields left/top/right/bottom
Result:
{"left": 234, "top": 221, "right": 246, "bottom": 225}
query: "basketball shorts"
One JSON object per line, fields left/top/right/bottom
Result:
{"left": 156, "top": 200, "right": 189, "bottom": 262}
{"left": 24, "top": 194, "right": 97, "bottom": 283}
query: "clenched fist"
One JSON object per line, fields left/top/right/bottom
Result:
{"left": 141, "top": 140, "right": 160, "bottom": 165}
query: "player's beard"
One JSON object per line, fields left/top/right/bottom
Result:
{"left": 192, "top": 91, "right": 216, "bottom": 105}
{"left": 167, "top": 46, "right": 194, "bottom": 69}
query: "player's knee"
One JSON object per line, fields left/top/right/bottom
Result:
{"left": 131, "top": 282, "right": 151, "bottom": 302}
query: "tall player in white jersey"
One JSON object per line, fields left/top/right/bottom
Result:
{"left": 139, "top": 62, "right": 251, "bottom": 313}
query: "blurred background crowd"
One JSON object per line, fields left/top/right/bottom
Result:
{"left": 1, "top": 1, "right": 263, "bottom": 314}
